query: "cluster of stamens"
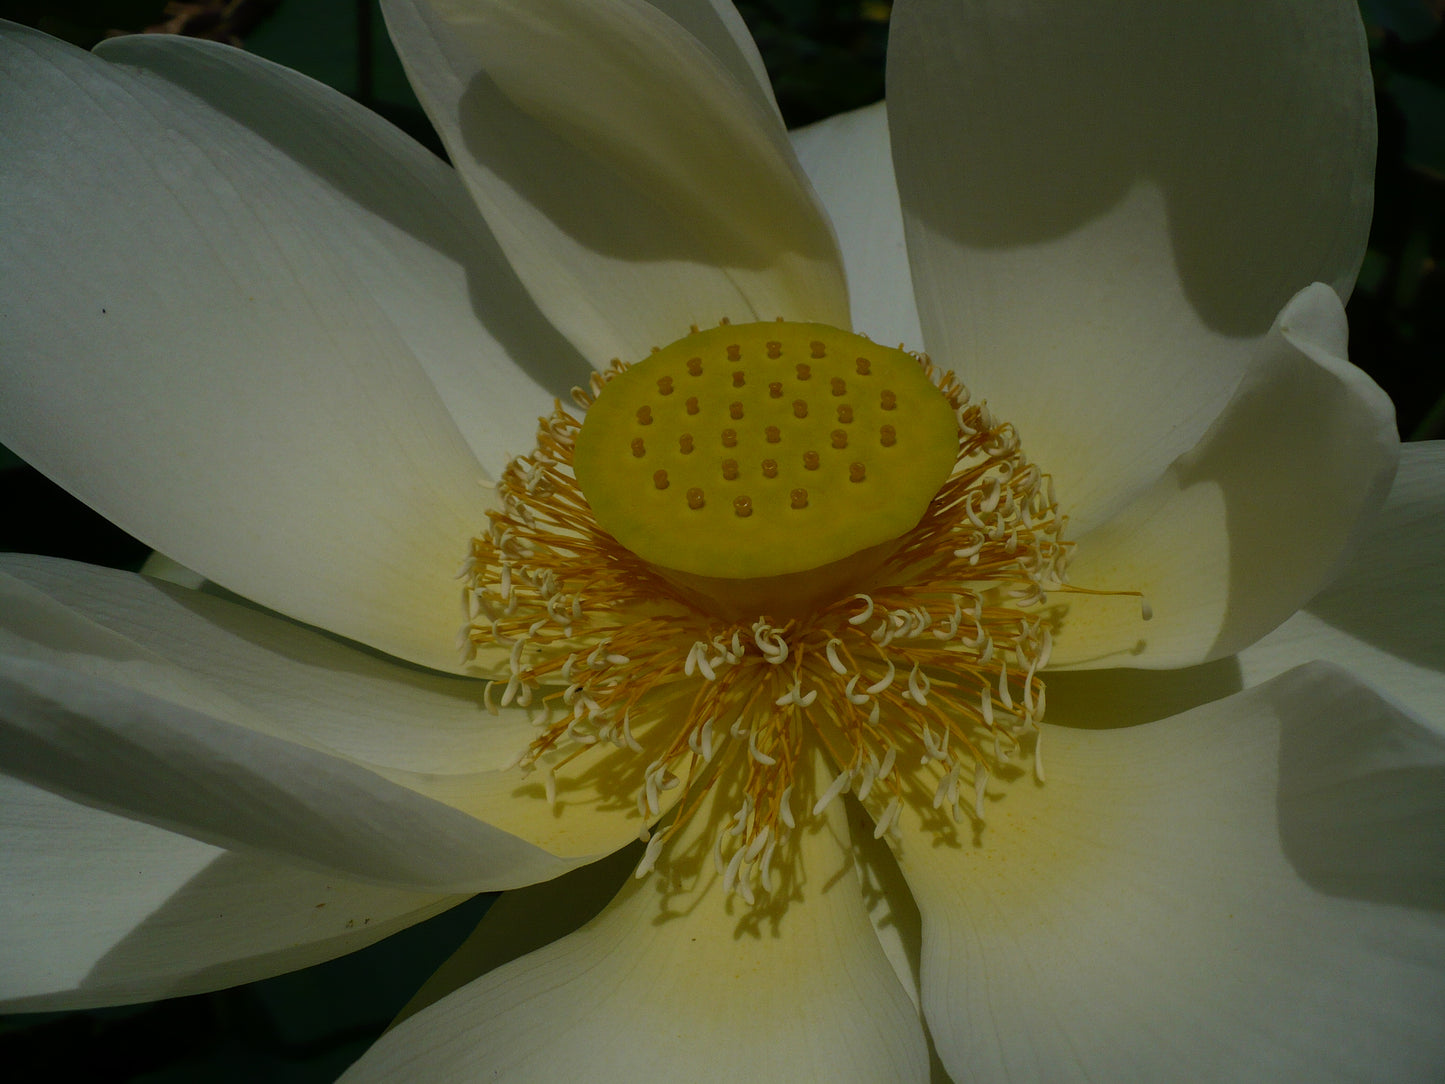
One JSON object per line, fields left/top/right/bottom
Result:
{"left": 459, "top": 327, "right": 1072, "bottom": 904}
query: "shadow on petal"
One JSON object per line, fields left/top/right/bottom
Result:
{"left": 1044, "top": 656, "right": 1244, "bottom": 731}
{"left": 1275, "top": 673, "right": 1445, "bottom": 913}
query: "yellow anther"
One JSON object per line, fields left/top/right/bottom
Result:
{"left": 571, "top": 321, "right": 959, "bottom": 582}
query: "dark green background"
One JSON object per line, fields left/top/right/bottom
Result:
{"left": 1, "top": 1, "right": 1442, "bottom": 1078}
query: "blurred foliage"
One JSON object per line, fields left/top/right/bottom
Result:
{"left": 1355, "top": 0, "right": 1445, "bottom": 439}
{"left": 0, "top": 0, "right": 1443, "bottom": 1080}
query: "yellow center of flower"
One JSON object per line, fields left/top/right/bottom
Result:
{"left": 462, "top": 319, "right": 1079, "bottom": 904}
{"left": 573, "top": 322, "right": 959, "bottom": 587}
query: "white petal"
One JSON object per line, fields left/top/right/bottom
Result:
{"left": 639, "top": 0, "right": 782, "bottom": 119}
{"left": 888, "top": 0, "right": 1376, "bottom": 532}
{"left": 0, "top": 25, "right": 494, "bottom": 672}
{"left": 791, "top": 102, "right": 922, "bottom": 351}
{"left": 1053, "top": 285, "right": 1398, "bottom": 669}
{"left": 0, "top": 653, "right": 599, "bottom": 893}
{"left": 896, "top": 664, "right": 1445, "bottom": 1081}
{"left": 343, "top": 755, "right": 929, "bottom": 1082}
{"left": 0, "top": 774, "right": 460, "bottom": 1012}
{"left": 1239, "top": 440, "right": 1445, "bottom": 727}
{"left": 0, "top": 553, "right": 528, "bottom": 774}
{"left": 393, "top": 843, "right": 638, "bottom": 1026}
{"left": 0, "top": 560, "right": 645, "bottom": 869}
{"left": 95, "top": 30, "right": 590, "bottom": 470}
{"left": 847, "top": 799, "right": 955, "bottom": 1083}
{"left": 380, "top": 0, "right": 849, "bottom": 365}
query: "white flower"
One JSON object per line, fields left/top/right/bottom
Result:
{"left": 0, "top": 1, "right": 1441, "bottom": 1080}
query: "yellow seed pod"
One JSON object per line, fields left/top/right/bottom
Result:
{"left": 573, "top": 322, "right": 960, "bottom": 580}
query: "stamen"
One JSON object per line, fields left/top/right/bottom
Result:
{"left": 457, "top": 319, "right": 1126, "bottom": 905}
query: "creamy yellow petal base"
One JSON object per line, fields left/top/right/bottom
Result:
{"left": 894, "top": 664, "right": 1445, "bottom": 1081}
{"left": 344, "top": 752, "right": 929, "bottom": 1082}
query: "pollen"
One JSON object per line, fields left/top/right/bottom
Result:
{"left": 461, "top": 319, "right": 1089, "bottom": 907}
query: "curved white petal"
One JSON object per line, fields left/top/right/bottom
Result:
{"left": 847, "top": 799, "right": 954, "bottom": 1083}
{"left": 888, "top": 0, "right": 1376, "bottom": 532}
{"left": 0, "top": 554, "right": 527, "bottom": 773}
{"left": 644, "top": 0, "right": 782, "bottom": 118}
{"left": 393, "top": 843, "right": 639, "bottom": 1026}
{"left": 0, "top": 25, "right": 496, "bottom": 672}
{"left": 380, "top": 0, "right": 849, "bottom": 366}
{"left": 0, "top": 652, "right": 607, "bottom": 893}
{"left": 94, "top": 31, "right": 593, "bottom": 470}
{"left": 0, "top": 560, "right": 646, "bottom": 867}
{"left": 791, "top": 102, "right": 922, "bottom": 351}
{"left": 1239, "top": 440, "right": 1445, "bottom": 728}
{"left": 0, "top": 774, "right": 460, "bottom": 1012}
{"left": 344, "top": 755, "right": 929, "bottom": 1082}
{"left": 895, "top": 664, "right": 1445, "bottom": 1081}
{"left": 1053, "top": 285, "right": 1398, "bottom": 669}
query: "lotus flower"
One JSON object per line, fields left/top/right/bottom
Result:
{"left": 1, "top": 1, "right": 1441, "bottom": 1080}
